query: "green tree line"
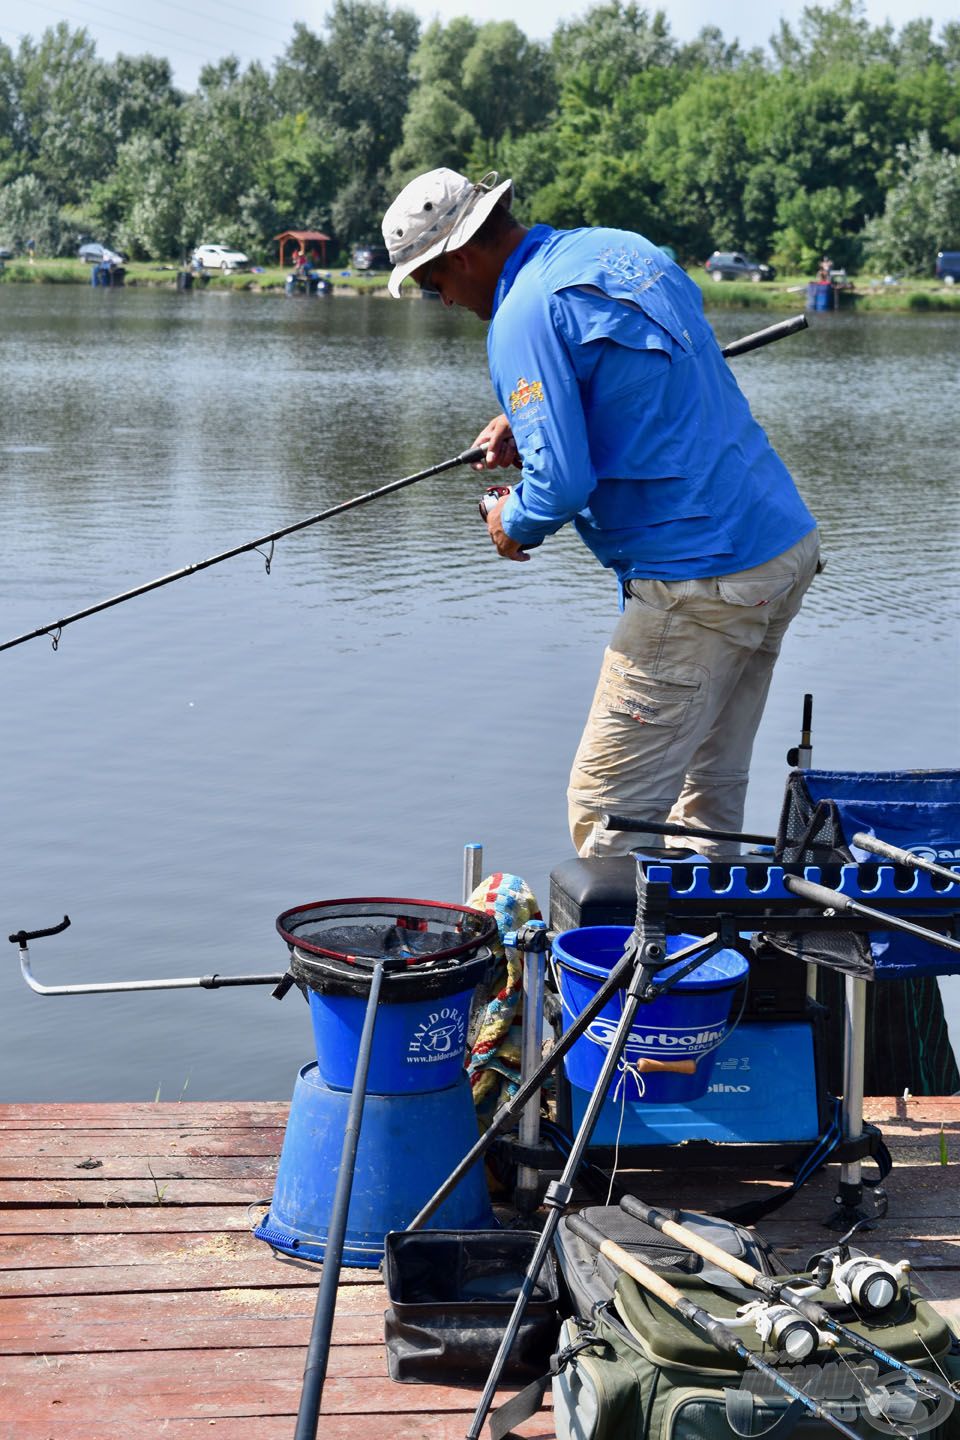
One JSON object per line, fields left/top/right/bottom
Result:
{"left": 1, "top": 0, "right": 958, "bottom": 275}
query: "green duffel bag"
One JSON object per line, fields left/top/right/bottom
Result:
{"left": 548, "top": 1273, "right": 960, "bottom": 1440}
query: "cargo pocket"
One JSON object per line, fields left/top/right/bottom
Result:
{"left": 599, "top": 657, "right": 699, "bottom": 728}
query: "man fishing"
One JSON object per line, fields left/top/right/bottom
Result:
{"left": 382, "top": 169, "right": 819, "bottom": 859}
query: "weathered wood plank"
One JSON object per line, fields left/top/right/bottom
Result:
{"left": 0, "top": 1096, "right": 957, "bottom": 1440}
{"left": 0, "top": 1155, "right": 279, "bottom": 1181}
{"left": 0, "top": 1409, "right": 555, "bottom": 1440}
{"left": 0, "top": 1128, "right": 285, "bottom": 1158}
{"left": 0, "top": 1228, "right": 286, "bottom": 1269}
{"left": 0, "top": 1285, "right": 384, "bottom": 1353}
{"left": 0, "top": 1102, "right": 289, "bottom": 1127}
{"left": 0, "top": 1348, "right": 543, "bottom": 1419}
{"left": 0, "top": 1204, "right": 261, "bottom": 1235}
{"left": 0, "top": 1178, "right": 272, "bottom": 1207}
{"left": 0, "top": 1255, "right": 371, "bottom": 1298}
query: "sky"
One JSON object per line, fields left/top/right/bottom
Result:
{"left": 1, "top": 0, "right": 954, "bottom": 92}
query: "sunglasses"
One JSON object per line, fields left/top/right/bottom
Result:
{"left": 417, "top": 254, "right": 443, "bottom": 293}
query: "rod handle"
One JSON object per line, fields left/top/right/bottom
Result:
{"left": 721, "top": 314, "right": 807, "bottom": 359}
{"left": 620, "top": 1195, "right": 761, "bottom": 1288}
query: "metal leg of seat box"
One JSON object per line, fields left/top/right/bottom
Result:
{"left": 515, "top": 939, "right": 547, "bottom": 1213}
{"left": 830, "top": 973, "right": 870, "bottom": 1226}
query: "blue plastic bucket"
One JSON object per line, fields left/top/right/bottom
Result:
{"left": 303, "top": 977, "right": 482, "bottom": 1094}
{"left": 279, "top": 898, "right": 496, "bottom": 1095}
{"left": 552, "top": 926, "right": 749, "bottom": 1103}
{"left": 254, "top": 1063, "right": 495, "bottom": 1266}
{"left": 806, "top": 282, "right": 833, "bottom": 311}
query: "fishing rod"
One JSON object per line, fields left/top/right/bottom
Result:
{"left": 720, "top": 312, "right": 807, "bottom": 358}
{"left": 851, "top": 833, "right": 960, "bottom": 887}
{"left": 2, "top": 315, "right": 808, "bottom": 658}
{"left": 0, "top": 447, "right": 485, "bottom": 655}
{"left": 619, "top": 1196, "right": 960, "bottom": 1406}
{"left": 782, "top": 875, "right": 960, "bottom": 954}
{"left": 566, "top": 1213, "right": 864, "bottom": 1440}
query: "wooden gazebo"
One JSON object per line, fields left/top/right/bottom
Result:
{"left": 274, "top": 230, "right": 330, "bottom": 267}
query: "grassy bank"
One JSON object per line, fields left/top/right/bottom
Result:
{"left": 0, "top": 258, "right": 389, "bottom": 294}
{"left": 691, "top": 274, "right": 960, "bottom": 312}
{"left": 3, "top": 257, "right": 959, "bottom": 312}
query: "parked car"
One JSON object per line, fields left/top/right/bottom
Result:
{"left": 351, "top": 243, "right": 390, "bottom": 271}
{"left": 704, "top": 251, "right": 776, "bottom": 282}
{"left": 78, "top": 242, "right": 125, "bottom": 265}
{"left": 0, "top": 245, "right": 14, "bottom": 260}
{"left": 935, "top": 250, "right": 960, "bottom": 285}
{"left": 192, "top": 243, "right": 249, "bottom": 272}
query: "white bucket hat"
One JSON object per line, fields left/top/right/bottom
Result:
{"left": 382, "top": 168, "right": 513, "bottom": 298}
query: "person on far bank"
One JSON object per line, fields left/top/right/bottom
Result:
{"left": 382, "top": 169, "right": 820, "bottom": 859}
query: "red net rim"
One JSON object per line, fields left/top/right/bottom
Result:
{"left": 275, "top": 895, "right": 498, "bottom": 967}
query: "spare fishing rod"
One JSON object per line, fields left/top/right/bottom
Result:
{"left": 782, "top": 875, "right": 960, "bottom": 955}
{"left": 0, "top": 446, "right": 485, "bottom": 655}
{"left": 851, "top": 832, "right": 960, "bottom": 886}
{"left": 567, "top": 1213, "right": 863, "bottom": 1440}
{"left": 619, "top": 1197, "right": 960, "bottom": 1406}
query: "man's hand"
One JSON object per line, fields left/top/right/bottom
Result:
{"left": 485, "top": 492, "right": 530, "bottom": 562}
{"left": 472, "top": 414, "right": 521, "bottom": 470}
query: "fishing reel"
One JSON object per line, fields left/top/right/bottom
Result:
{"left": 736, "top": 1299, "right": 832, "bottom": 1361}
{"left": 807, "top": 1218, "right": 910, "bottom": 1318}
{"left": 807, "top": 1237, "right": 909, "bottom": 1316}
{"left": 478, "top": 484, "right": 513, "bottom": 521}
{"left": 827, "top": 1252, "right": 909, "bottom": 1314}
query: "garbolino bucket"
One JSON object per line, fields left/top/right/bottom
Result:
{"left": 277, "top": 897, "right": 496, "bottom": 1095}
{"left": 552, "top": 926, "right": 749, "bottom": 1103}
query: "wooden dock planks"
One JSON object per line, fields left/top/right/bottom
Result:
{"left": 0, "top": 1101, "right": 553, "bottom": 1439}
{"left": 1, "top": 1096, "right": 958, "bottom": 1438}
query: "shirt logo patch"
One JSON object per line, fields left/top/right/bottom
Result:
{"left": 509, "top": 376, "right": 544, "bottom": 413}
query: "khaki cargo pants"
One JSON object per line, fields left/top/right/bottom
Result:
{"left": 568, "top": 529, "right": 821, "bottom": 858}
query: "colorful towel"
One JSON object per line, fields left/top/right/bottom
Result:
{"left": 465, "top": 872, "right": 542, "bottom": 1124}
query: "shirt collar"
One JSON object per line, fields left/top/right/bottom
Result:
{"left": 492, "top": 224, "right": 554, "bottom": 318}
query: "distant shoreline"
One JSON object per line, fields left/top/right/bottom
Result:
{"left": 2, "top": 260, "right": 958, "bottom": 314}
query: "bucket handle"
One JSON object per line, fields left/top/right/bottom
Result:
{"left": 634, "top": 1057, "right": 697, "bottom": 1075}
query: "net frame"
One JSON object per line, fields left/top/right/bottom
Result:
{"left": 276, "top": 895, "right": 498, "bottom": 971}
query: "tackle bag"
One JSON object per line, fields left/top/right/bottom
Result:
{"left": 493, "top": 1206, "right": 960, "bottom": 1440}
{"left": 550, "top": 1283, "right": 960, "bottom": 1440}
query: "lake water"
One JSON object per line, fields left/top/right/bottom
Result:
{"left": 1, "top": 285, "right": 958, "bottom": 1102}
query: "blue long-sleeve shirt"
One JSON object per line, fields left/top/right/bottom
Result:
{"left": 487, "top": 226, "right": 815, "bottom": 592}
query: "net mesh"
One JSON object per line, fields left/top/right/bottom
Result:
{"left": 276, "top": 897, "right": 497, "bottom": 967}
{"left": 769, "top": 773, "right": 873, "bottom": 976}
